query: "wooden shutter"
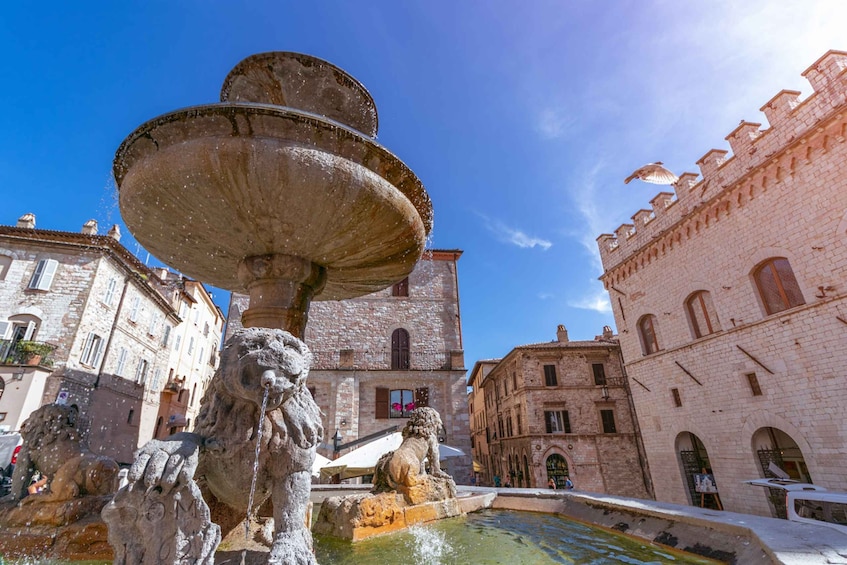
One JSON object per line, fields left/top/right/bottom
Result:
{"left": 562, "top": 410, "right": 571, "bottom": 433}
{"left": 375, "top": 387, "right": 389, "bottom": 419}
{"left": 414, "top": 387, "right": 429, "bottom": 408}
{"left": 391, "top": 329, "right": 410, "bottom": 370}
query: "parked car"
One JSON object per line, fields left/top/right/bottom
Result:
{"left": 0, "top": 432, "right": 22, "bottom": 496}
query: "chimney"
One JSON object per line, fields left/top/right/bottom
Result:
{"left": 107, "top": 225, "right": 122, "bottom": 241}
{"left": 17, "top": 213, "right": 35, "bottom": 229}
{"left": 556, "top": 324, "right": 569, "bottom": 343}
{"left": 603, "top": 325, "right": 614, "bottom": 340}
{"left": 82, "top": 219, "right": 98, "bottom": 235}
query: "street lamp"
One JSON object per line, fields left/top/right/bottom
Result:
{"left": 332, "top": 429, "right": 342, "bottom": 457}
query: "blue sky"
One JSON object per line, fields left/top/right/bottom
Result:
{"left": 2, "top": 1, "right": 844, "bottom": 367}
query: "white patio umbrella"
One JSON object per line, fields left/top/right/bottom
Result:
{"left": 318, "top": 432, "right": 465, "bottom": 480}
{"left": 312, "top": 452, "right": 332, "bottom": 478}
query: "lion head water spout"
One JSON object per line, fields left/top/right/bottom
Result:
{"left": 103, "top": 52, "right": 432, "bottom": 564}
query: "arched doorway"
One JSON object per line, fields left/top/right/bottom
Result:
{"left": 676, "top": 432, "right": 719, "bottom": 509}
{"left": 752, "top": 427, "right": 811, "bottom": 518}
{"left": 545, "top": 453, "right": 569, "bottom": 489}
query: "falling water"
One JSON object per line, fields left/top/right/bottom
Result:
{"left": 245, "top": 385, "right": 271, "bottom": 540}
{"left": 407, "top": 524, "right": 452, "bottom": 565}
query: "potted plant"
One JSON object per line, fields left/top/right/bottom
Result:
{"left": 15, "top": 341, "right": 56, "bottom": 366}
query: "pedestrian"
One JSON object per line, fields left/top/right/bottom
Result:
{"left": 564, "top": 476, "right": 574, "bottom": 490}
{"left": 504, "top": 475, "right": 512, "bottom": 488}
{"left": 493, "top": 474, "right": 501, "bottom": 488}
{"left": 547, "top": 477, "right": 556, "bottom": 489}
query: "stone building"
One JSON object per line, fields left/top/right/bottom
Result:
{"left": 596, "top": 50, "right": 847, "bottom": 517}
{"left": 468, "top": 325, "right": 651, "bottom": 498}
{"left": 150, "top": 270, "right": 224, "bottom": 440}
{"left": 0, "top": 214, "right": 222, "bottom": 465}
{"left": 467, "top": 359, "right": 497, "bottom": 486}
{"left": 226, "top": 249, "right": 471, "bottom": 480}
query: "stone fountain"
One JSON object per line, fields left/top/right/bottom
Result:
{"left": 101, "top": 52, "right": 432, "bottom": 564}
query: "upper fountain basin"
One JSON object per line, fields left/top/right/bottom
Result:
{"left": 114, "top": 102, "right": 433, "bottom": 300}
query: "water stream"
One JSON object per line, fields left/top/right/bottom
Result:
{"left": 245, "top": 386, "right": 270, "bottom": 540}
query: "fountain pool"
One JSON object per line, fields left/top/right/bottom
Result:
{"left": 314, "top": 508, "right": 721, "bottom": 564}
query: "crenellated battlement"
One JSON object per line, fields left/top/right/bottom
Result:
{"left": 597, "top": 49, "right": 847, "bottom": 280}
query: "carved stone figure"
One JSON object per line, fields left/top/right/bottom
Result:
{"left": 372, "top": 407, "right": 456, "bottom": 505}
{"left": 314, "top": 407, "right": 459, "bottom": 541}
{"left": 9, "top": 403, "right": 119, "bottom": 505}
{"left": 103, "top": 328, "right": 323, "bottom": 564}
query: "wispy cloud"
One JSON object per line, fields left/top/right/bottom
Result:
{"left": 476, "top": 212, "right": 552, "bottom": 250}
{"left": 535, "top": 107, "right": 574, "bottom": 139}
{"left": 568, "top": 291, "right": 611, "bottom": 314}
{"left": 537, "top": 292, "right": 554, "bottom": 300}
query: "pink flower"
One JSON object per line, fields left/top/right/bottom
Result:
{"left": 391, "top": 403, "right": 402, "bottom": 411}
{"left": 404, "top": 402, "right": 416, "bottom": 412}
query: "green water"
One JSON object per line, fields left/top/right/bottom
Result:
{"left": 314, "top": 509, "right": 721, "bottom": 564}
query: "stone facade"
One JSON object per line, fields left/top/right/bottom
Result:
{"left": 0, "top": 216, "right": 221, "bottom": 465}
{"left": 596, "top": 50, "right": 847, "bottom": 516}
{"left": 469, "top": 325, "right": 651, "bottom": 498}
{"left": 226, "top": 250, "right": 471, "bottom": 481}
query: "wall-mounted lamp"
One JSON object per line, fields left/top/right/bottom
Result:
{"left": 601, "top": 386, "right": 610, "bottom": 400}
{"left": 340, "top": 418, "right": 347, "bottom": 427}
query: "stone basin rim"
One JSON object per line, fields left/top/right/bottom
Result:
{"left": 112, "top": 102, "right": 433, "bottom": 235}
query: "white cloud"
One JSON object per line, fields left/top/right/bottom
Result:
{"left": 535, "top": 108, "right": 574, "bottom": 139}
{"left": 567, "top": 289, "right": 612, "bottom": 314}
{"left": 476, "top": 212, "right": 552, "bottom": 250}
{"left": 537, "top": 292, "right": 554, "bottom": 300}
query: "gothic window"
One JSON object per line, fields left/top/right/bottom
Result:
{"left": 637, "top": 314, "right": 660, "bottom": 355}
{"left": 391, "top": 277, "right": 409, "bottom": 297}
{"left": 28, "top": 259, "right": 58, "bottom": 291}
{"left": 391, "top": 328, "right": 410, "bottom": 370}
{"left": 754, "top": 257, "right": 805, "bottom": 315}
{"left": 686, "top": 290, "right": 720, "bottom": 338}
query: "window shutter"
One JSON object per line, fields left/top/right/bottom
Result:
{"left": 0, "top": 321, "right": 9, "bottom": 339}
{"left": 414, "top": 387, "right": 429, "bottom": 408}
{"left": 92, "top": 336, "right": 104, "bottom": 367}
{"left": 544, "top": 411, "right": 553, "bottom": 433}
{"left": 563, "top": 410, "right": 571, "bottom": 433}
{"left": 37, "top": 259, "right": 58, "bottom": 290}
{"left": 375, "top": 387, "right": 389, "bottom": 419}
{"left": 23, "top": 321, "right": 36, "bottom": 340}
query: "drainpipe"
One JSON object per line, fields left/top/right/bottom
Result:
{"left": 617, "top": 347, "right": 655, "bottom": 499}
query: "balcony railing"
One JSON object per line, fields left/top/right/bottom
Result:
{"left": 0, "top": 339, "right": 56, "bottom": 366}
{"left": 310, "top": 350, "right": 454, "bottom": 371}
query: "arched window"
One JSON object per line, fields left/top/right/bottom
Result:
{"left": 637, "top": 314, "right": 660, "bottom": 355}
{"left": 391, "top": 328, "right": 410, "bottom": 370}
{"left": 686, "top": 290, "right": 720, "bottom": 338}
{"left": 754, "top": 258, "right": 805, "bottom": 315}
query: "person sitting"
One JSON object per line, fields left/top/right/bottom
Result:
{"left": 547, "top": 477, "right": 556, "bottom": 489}
{"left": 564, "top": 477, "right": 574, "bottom": 490}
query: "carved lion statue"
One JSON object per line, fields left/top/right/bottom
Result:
{"left": 103, "top": 328, "right": 323, "bottom": 565}
{"left": 372, "top": 407, "right": 456, "bottom": 505}
{"left": 10, "top": 403, "right": 119, "bottom": 504}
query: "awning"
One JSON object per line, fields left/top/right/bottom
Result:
{"left": 473, "top": 460, "right": 483, "bottom": 473}
{"left": 312, "top": 453, "right": 332, "bottom": 478}
{"left": 318, "top": 432, "right": 465, "bottom": 480}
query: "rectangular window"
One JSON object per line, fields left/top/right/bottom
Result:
{"left": 80, "top": 332, "right": 104, "bottom": 367}
{"left": 516, "top": 413, "right": 522, "bottom": 435}
{"left": 135, "top": 359, "right": 149, "bottom": 385}
{"left": 129, "top": 296, "right": 141, "bottom": 323}
{"left": 203, "top": 322, "right": 209, "bottom": 337}
{"left": 671, "top": 387, "right": 682, "bottom": 407}
{"left": 28, "top": 259, "right": 58, "bottom": 291}
{"left": 600, "top": 409, "right": 617, "bottom": 434}
{"left": 746, "top": 373, "right": 763, "bottom": 396}
{"left": 389, "top": 389, "right": 415, "bottom": 418}
{"left": 127, "top": 409, "right": 134, "bottom": 424}
{"left": 187, "top": 337, "right": 194, "bottom": 355}
{"left": 104, "top": 277, "right": 118, "bottom": 306}
{"left": 152, "top": 368, "right": 163, "bottom": 390}
{"left": 174, "top": 334, "right": 181, "bottom": 351}
{"left": 544, "top": 410, "right": 571, "bottom": 433}
{"left": 512, "top": 372, "right": 517, "bottom": 391}
{"left": 543, "top": 365, "right": 558, "bottom": 386}
{"left": 592, "top": 363, "right": 607, "bottom": 385}
{"left": 161, "top": 325, "right": 171, "bottom": 347}
{"left": 391, "top": 277, "right": 409, "bottom": 297}
{"left": 116, "top": 348, "right": 128, "bottom": 376}
{"left": 148, "top": 315, "right": 159, "bottom": 336}
{"left": 506, "top": 416, "right": 513, "bottom": 437}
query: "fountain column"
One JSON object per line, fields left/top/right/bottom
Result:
{"left": 238, "top": 254, "right": 327, "bottom": 337}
